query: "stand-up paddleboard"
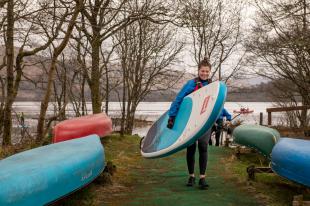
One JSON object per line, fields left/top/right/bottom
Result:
{"left": 271, "top": 138, "right": 310, "bottom": 188}
{"left": 141, "top": 81, "right": 227, "bottom": 158}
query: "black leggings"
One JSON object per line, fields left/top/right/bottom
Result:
{"left": 186, "top": 129, "right": 211, "bottom": 175}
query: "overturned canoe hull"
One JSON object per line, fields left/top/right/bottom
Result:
{"left": 0, "top": 135, "right": 105, "bottom": 206}
{"left": 232, "top": 125, "right": 281, "bottom": 158}
{"left": 53, "top": 113, "right": 112, "bottom": 143}
{"left": 271, "top": 138, "right": 310, "bottom": 188}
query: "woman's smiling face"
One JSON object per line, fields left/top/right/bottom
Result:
{"left": 198, "top": 66, "right": 211, "bottom": 80}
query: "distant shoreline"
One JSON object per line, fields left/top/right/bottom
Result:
{"left": 12, "top": 101, "right": 288, "bottom": 103}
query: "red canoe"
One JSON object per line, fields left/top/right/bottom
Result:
{"left": 53, "top": 113, "right": 113, "bottom": 143}
{"left": 233, "top": 108, "right": 254, "bottom": 114}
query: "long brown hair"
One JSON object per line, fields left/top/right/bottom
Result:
{"left": 198, "top": 57, "right": 211, "bottom": 70}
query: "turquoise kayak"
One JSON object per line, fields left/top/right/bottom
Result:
{"left": 232, "top": 125, "right": 281, "bottom": 158}
{"left": 0, "top": 135, "right": 105, "bottom": 206}
{"left": 271, "top": 138, "right": 310, "bottom": 188}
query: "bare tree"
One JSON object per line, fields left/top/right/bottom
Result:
{"left": 2, "top": 0, "right": 15, "bottom": 146}
{"left": 0, "top": 0, "right": 8, "bottom": 8}
{"left": 70, "top": 29, "right": 122, "bottom": 116}
{"left": 99, "top": 43, "right": 122, "bottom": 115}
{"left": 77, "top": 0, "right": 132, "bottom": 114}
{"left": 0, "top": 73, "right": 5, "bottom": 138}
{"left": 52, "top": 53, "right": 69, "bottom": 120}
{"left": 38, "top": 51, "right": 69, "bottom": 121}
{"left": 68, "top": 63, "right": 88, "bottom": 116}
{"left": 0, "top": 1, "right": 7, "bottom": 139}
{"left": 36, "top": 0, "right": 84, "bottom": 142}
{"left": 69, "top": 30, "right": 91, "bottom": 116}
{"left": 115, "top": 11, "right": 183, "bottom": 135}
{"left": 1, "top": 0, "right": 82, "bottom": 145}
{"left": 178, "top": 0, "right": 243, "bottom": 81}
{"left": 76, "top": 0, "right": 173, "bottom": 114}
{"left": 50, "top": 50, "right": 90, "bottom": 118}
{"left": 246, "top": 0, "right": 310, "bottom": 128}
{"left": 0, "top": 64, "right": 5, "bottom": 142}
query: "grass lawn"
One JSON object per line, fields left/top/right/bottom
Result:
{"left": 52, "top": 134, "right": 309, "bottom": 206}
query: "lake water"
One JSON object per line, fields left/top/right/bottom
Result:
{"left": 12, "top": 101, "right": 286, "bottom": 137}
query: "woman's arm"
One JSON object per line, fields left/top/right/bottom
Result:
{"left": 168, "top": 80, "right": 193, "bottom": 118}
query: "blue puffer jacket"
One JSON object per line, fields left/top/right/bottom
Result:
{"left": 217, "top": 108, "right": 232, "bottom": 121}
{"left": 168, "top": 78, "right": 209, "bottom": 117}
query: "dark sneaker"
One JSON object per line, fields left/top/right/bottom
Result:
{"left": 186, "top": 176, "right": 195, "bottom": 186}
{"left": 198, "top": 178, "right": 209, "bottom": 189}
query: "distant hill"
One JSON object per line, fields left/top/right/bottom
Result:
{"left": 141, "top": 75, "right": 273, "bottom": 102}
{"left": 0, "top": 46, "right": 274, "bottom": 102}
{"left": 10, "top": 73, "right": 275, "bottom": 102}
{"left": 142, "top": 81, "right": 275, "bottom": 102}
{"left": 13, "top": 78, "right": 275, "bottom": 102}
{"left": 227, "top": 83, "right": 274, "bottom": 102}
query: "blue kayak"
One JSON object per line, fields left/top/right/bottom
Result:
{"left": 0, "top": 135, "right": 105, "bottom": 206}
{"left": 271, "top": 138, "right": 310, "bottom": 188}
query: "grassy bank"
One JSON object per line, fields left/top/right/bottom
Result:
{"left": 53, "top": 135, "right": 257, "bottom": 206}
{"left": 0, "top": 140, "right": 40, "bottom": 159}
{"left": 223, "top": 148, "right": 310, "bottom": 206}
{"left": 52, "top": 134, "right": 145, "bottom": 206}
{"left": 57, "top": 135, "right": 310, "bottom": 206}
{"left": 2, "top": 134, "right": 308, "bottom": 205}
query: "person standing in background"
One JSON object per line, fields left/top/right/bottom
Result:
{"left": 209, "top": 108, "right": 231, "bottom": 146}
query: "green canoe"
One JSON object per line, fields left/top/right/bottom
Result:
{"left": 232, "top": 125, "right": 281, "bottom": 159}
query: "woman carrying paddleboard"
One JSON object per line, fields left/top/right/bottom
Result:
{"left": 167, "top": 57, "right": 212, "bottom": 189}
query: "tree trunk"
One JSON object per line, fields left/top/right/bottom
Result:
{"left": 90, "top": 28, "right": 102, "bottom": 114}
{"left": 125, "top": 104, "right": 137, "bottom": 135}
{"left": 60, "top": 65, "right": 67, "bottom": 120}
{"left": 0, "top": 105, "right": 4, "bottom": 137}
{"left": 120, "top": 80, "right": 126, "bottom": 136}
{"left": 0, "top": 78, "right": 4, "bottom": 135}
{"left": 2, "top": 0, "right": 14, "bottom": 146}
{"left": 36, "top": 62, "right": 57, "bottom": 142}
{"left": 105, "top": 66, "right": 109, "bottom": 115}
{"left": 36, "top": 0, "right": 82, "bottom": 142}
{"left": 300, "top": 95, "right": 309, "bottom": 128}
{"left": 81, "top": 71, "right": 86, "bottom": 115}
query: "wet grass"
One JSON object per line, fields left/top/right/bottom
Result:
{"left": 54, "top": 135, "right": 261, "bottom": 206}
{"left": 54, "top": 136, "right": 310, "bottom": 206}
{"left": 101, "top": 133, "right": 144, "bottom": 186}
{"left": 3, "top": 134, "right": 308, "bottom": 205}
{"left": 223, "top": 147, "right": 310, "bottom": 206}
{"left": 0, "top": 140, "right": 40, "bottom": 159}
{"left": 52, "top": 133, "right": 143, "bottom": 206}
